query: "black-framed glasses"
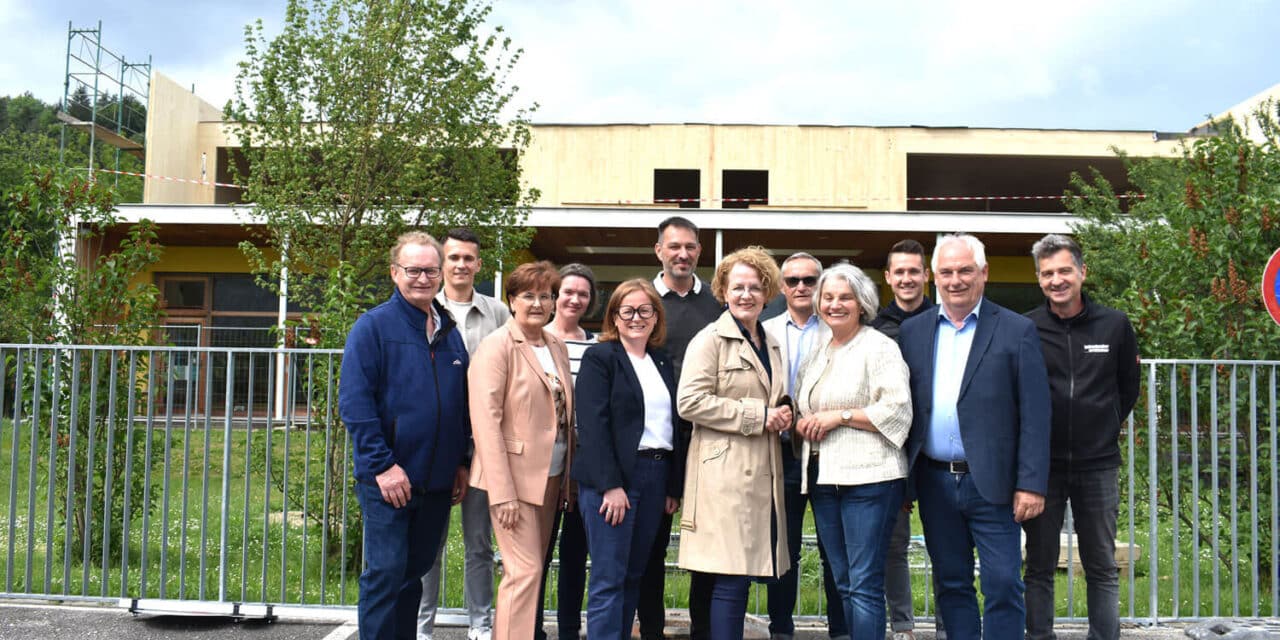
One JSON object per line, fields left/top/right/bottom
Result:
{"left": 783, "top": 275, "right": 818, "bottom": 288}
{"left": 616, "top": 304, "right": 657, "bottom": 320}
{"left": 397, "top": 264, "right": 442, "bottom": 280}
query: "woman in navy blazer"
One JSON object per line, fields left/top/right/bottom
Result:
{"left": 572, "top": 278, "right": 686, "bottom": 640}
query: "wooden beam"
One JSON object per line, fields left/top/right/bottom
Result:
{"left": 57, "top": 110, "right": 145, "bottom": 159}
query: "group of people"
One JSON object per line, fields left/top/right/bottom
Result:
{"left": 339, "top": 217, "right": 1140, "bottom": 640}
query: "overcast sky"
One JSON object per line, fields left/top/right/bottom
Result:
{"left": 3, "top": 0, "right": 1277, "bottom": 132}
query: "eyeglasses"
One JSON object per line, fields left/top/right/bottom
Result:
{"left": 728, "top": 284, "right": 764, "bottom": 297}
{"left": 397, "top": 264, "right": 442, "bottom": 280}
{"left": 783, "top": 276, "right": 818, "bottom": 288}
{"left": 516, "top": 292, "right": 556, "bottom": 306}
{"left": 616, "top": 304, "right": 657, "bottom": 320}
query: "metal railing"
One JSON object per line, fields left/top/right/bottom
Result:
{"left": 0, "top": 344, "right": 1276, "bottom": 624}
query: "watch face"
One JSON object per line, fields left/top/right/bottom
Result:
{"left": 841, "top": 410, "right": 853, "bottom": 422}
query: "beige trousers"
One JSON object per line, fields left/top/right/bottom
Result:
{"left": 490, "top": 474, "right": 560, "bottom": 640}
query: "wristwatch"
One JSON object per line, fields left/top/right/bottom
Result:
{"left": 840, "top": 409, "right": 853, "bottom": 425}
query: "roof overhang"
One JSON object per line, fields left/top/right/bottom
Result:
{"left": 113, "top": 204, "right": 1080, "bottom": 235}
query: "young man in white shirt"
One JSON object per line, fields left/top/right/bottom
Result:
{"left": 419, "top": 228, "right": 511, "bottom": 640}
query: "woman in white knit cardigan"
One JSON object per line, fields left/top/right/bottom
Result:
{"left": 794, "top": 262, "right": 913, "bottom": 640}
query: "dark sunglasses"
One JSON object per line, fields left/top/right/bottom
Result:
{"left": 783, "top": 276, "right": 818, "bottom": 287}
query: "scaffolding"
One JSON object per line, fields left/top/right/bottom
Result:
{"left": 58, "top": 21, "right": 151, "bottom": 186}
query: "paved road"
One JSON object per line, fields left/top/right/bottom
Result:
{"left": 0, "top": 602, "right": 1210, "bottom": 640}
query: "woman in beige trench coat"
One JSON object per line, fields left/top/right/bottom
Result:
{"left": 676, "top": 245, "right": 793, "bottom": 640}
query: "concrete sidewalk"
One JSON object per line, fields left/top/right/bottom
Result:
{"left": 0, "top": 601, "right": 1241, "bottom": 640}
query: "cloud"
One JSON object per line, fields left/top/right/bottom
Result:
{"left": 492, "top": 0, "right": 1246, "bottom": 129}
{"left": 3, "top": 0, "right": 1276, "bottom": 133}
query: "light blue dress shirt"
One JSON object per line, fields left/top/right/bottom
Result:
{"left": 923, "top": 300, "right": 982, "bottom": 462}
{"left": 784, "top": 313, "right": 820, "bottom": 396}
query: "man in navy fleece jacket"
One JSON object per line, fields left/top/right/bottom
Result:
{"left": 340, "top": 231, "right": 472, "bottom": 640}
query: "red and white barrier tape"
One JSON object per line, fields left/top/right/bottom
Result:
{"left": 94, "top": 167, "right": 246, "bottom": 190}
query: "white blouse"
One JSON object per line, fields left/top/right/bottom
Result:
{"left": 628, "top": 351, "right": 674, "bottom": 451}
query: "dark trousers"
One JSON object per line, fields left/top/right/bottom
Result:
{"left": 768, "top": 445, "right": 848, "bottom": 639}
{"left": 535, "top": 498, "right": 589, "bottom": 640}
{"left": 1022, "top": 467, "right": 1120, "bottom": 640}
{"left": 638, "top": 515, "right": 712, "bottom": 639}
{"left": 355, "top": 483, "right": 450, "bottom": 640}
{"left": 917, "top": 465, "right": 1026, "bottom": 640}
{"left": 709, "top": 574, "right": 753, "bottom": 640}
{"left": 580, "top": 456, "right": 671, "bottom": 640}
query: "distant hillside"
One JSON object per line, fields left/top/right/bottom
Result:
{"left": 0, "top": 90, "right": 146, "bottom": 202}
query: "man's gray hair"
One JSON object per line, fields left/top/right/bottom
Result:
{"left": 816, "top": 263, "right": 879, "bottom": 325}
{"left": 782, "top": 252, "right": 823, "bottom": 271}
{"left": 931, "top": 233, "right": 987, "bottom": 272}
{"left": 1030, "top": 234, "right": 1084, "bottom": 271}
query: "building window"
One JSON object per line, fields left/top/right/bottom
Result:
{"left": 722, "top": 169, "right": 768, "bottom": 209}
{"left": 215, "top": 147, "right": 249, "bottom": 204}
{"left": 161, "top": 278, "right": 208, "bottom": 310}
{"left": 654, "top": 169, "right": 700, "bottom": 208}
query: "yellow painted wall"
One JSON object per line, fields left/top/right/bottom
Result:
{"left": 150, "top": 246, "right": 257, "bottom": 274}
{"left": 128, "top": 245, "right": 268, "bottom": 291}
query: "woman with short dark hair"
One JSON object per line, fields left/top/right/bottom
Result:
{"left": 535, "top": 263, "right": 599, "bottom": 640}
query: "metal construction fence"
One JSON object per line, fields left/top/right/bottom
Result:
{"left": 0, "top": 343, "right": 1277, "bottom": 623}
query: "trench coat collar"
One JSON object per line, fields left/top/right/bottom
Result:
{"left": 712, "top": 311, "right": 775, "bottom": 394}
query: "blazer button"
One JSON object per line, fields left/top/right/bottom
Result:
{"left": 744, "top": 469, "right": 753, "bottom": 476}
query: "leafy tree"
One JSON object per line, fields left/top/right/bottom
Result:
{"left": 226, "top": 0, "right": 538, "bottom": 562}
{"left": 1068, "top": 106, "right": 1280, "bottom": 360}
{"left": 1067, "top": 104, "right": 1280, "bottom": 606}
{"left": 0, "top": 91, "right": 145, "bottom": 202}
{"left": 0, "top": 167, "right": 163, "bottom": 562}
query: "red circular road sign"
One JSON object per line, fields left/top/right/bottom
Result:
{"left": 1263, "top": 248, "right": 1280, "bottom": 327}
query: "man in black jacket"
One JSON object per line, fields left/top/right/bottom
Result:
{"left": 1023, "top": 234, "right": 1140, "bottom": 640}
{"left": 870, "top": 239, "right": 936, "bottom": 640}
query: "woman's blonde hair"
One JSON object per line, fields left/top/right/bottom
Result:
{"left": 711, "top": 246, "right": 781, "bottom": 304}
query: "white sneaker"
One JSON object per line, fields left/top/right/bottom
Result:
{"left": 467, "top": 629, "right": 492, "bottom": 640}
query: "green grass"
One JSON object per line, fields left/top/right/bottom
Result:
{"left": 1, "top": 417, "right": 1274, "bottom": 621}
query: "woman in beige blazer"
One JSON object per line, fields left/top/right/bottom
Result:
{"left": 676, "top": 246, "right": 793, "bottom": 640}
{"left": 469, "top": 260, "right": 575, "bottom": 640}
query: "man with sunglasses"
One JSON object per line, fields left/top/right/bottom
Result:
{"left": 419, "top": 227, "right": 512, "bottom": 640}
{"left": 341, "top": 231, "right": 472, "bottom": 639}
{"left": 762, "top": 252, "right": 848, "bottom": 640}
{"left": 871, "top": 239, "right": 937, "bottom": 640}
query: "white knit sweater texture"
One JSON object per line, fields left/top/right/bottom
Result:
{"left": 795, "top": 324, "right": 913, "bottom": 491}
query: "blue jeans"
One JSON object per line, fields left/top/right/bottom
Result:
{"left": 811, "top": 475, "right": 904, "bottom": 640}
{"left": 769, "top": 444, "right": 849, "bottom": 639}
{"left": 535, "top": 499, "right": 589, "bottom": 640}
{"left": 356, "top": 482, "right": 451, "bottom": 640}
{"left": 916, "top": 464, "right": 1025, "bottom": 640}
{"left": 580, "top": 456, "right": 670, "bottom": 640}
{"left": 709, "top": 574, "right": 753, "bottom": 640}
{"left": 1023, "top": 467, "right": 1120, "bottom": 640}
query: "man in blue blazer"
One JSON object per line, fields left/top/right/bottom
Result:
{"left": 899, "top": 233, "right": 1051, "bottom": 640}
